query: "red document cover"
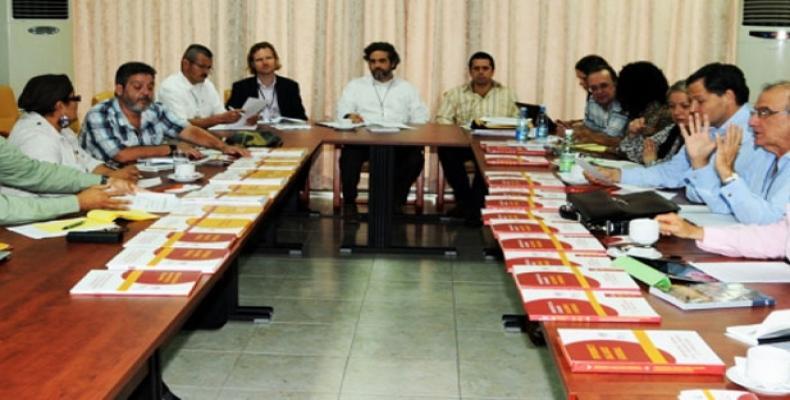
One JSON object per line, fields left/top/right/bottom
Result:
{"left": 484, "top": 154, "right": 551, "bottom": 167}
{"left": 557, "top": 329, "right": 726, "bottom": 375}
{"left": 503, "top": 249, "right": 612, "bottom": 272}
{"left": 512, "top": 265, "right": 639, "bottom": 291}
{"left": 498, "top": 235, "right": 606, "bottom": 254}
{"left": 483, "top": 145, "right": 548, "bottom": 156}
{"left": 489, "top": 221, "right": 591, "bottom": 239}
{"left": 521, "top": 289, "right": 661, "bottom": 323}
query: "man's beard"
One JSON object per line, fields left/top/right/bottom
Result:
{"left": 122, "top": 96, "right": 152, "bottom": 113}
{"left": 372, "top": 68, "right": 393, "bottom": 82}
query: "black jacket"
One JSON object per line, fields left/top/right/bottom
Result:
{"left": 226, "top": 75, "right": 308, "bottom": 120}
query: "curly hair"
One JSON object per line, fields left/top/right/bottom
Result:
{"left": 616, "top": 61, "right": 669, "bottom": 118}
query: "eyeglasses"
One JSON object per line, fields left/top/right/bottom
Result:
{"left": 65, "top": 95, "right": 82, "bottom": 103}
{"left": 190, "top": 61, "right": 213, "bottom": 71}
{"left": 750, "top": 107, "right": 789, "bottom": 119}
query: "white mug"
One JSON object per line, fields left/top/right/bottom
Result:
{"left": 174, "top": 162, "right": 196, "bottom": 178}
{"left": 746, "top": 345, "right": 790, "bottom": 387}
{"left": 629, "top": 218, "right": 659, "bottom": 246}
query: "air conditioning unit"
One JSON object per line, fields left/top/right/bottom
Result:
{"left": 0, "top": 0, "right": 73, "bottom": 95}
{"left": 736, "top": 0, "right": 789, "bottom": 103}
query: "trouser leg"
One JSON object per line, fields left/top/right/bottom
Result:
{"left": 339, "top": 145, "right": 369, "bottom": 204}
{"left": 392, "top": 146, "right": 424, "bottom": 206}
{"left": 438, "top": 147, "right": 475, "bottom": 208}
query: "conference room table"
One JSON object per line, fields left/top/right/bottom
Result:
{"left": 0, "top": 123, "right": 469, "bottom": 398}
{"left": 470, "top": 136, "right": 790, "bottom": 399}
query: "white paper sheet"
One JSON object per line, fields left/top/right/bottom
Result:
{"left": 209, "top": 97, "right": 266, "bottom": 131}
{"left": 692, "top": 261, "right": 790, "bottom": 283}
{"left": 138, "top": 177, "right": 163, "bottom": 189}
{"left": 120, "top": 192, "right": 181, "bottom": 213}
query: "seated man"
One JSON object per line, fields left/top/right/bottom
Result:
{"left": 81, "top": 62, "right": 248, "bottom": 166}
{"left": 157, "top": 44, "right": 242, "bottom": 129}
{"left": 0, "top": 136, "right": 129, "bottom": 225}
{"left": 226, "top": 41, "right": 308, "bottom": 121}
{"left": 336, "top": 42, "right": 429, "bottom": 215}
{"left": 573, "top": 63, "right": 628, "bottom": 146}
{"left": 435, "top": 51, "right": 518, "bottom": 223}
{"left": 588, "top": 65, "right": 788, "bottom": 224}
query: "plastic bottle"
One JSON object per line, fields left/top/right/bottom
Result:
{"left": 515, "top": 107, "right": 529, "bottom": 142}
{"left": 535, "top": 104, "right": 549, "bottom": 140}
{"left": 559, "top": 128, "right": 575, "bottom": 173}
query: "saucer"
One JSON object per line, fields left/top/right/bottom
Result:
{"left": 726, "top": 364, "right": 790, "bottom": 396}
{"left": 167, "top": 172, "right": 203, "bottom": 183}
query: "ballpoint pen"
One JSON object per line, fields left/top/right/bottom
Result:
{"left": 61, "top": 220, "right": 85, "bottom": 230}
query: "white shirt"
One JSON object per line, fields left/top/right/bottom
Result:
{"left": 257, "top": 76, "right": 281, "bottom": 121}
{"left": 157, "top": 71, "right": 225, "bottom": 120}
{"left": 3, "top": 112, "right": 103, "bottom": 197}
{"left": 336, "top": 76, "right": 429, "bottom": 124}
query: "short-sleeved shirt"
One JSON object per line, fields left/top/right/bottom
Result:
{"left": 157, "top": 72, "right": 225, "bottom": 121}
{"left": 434, "top": 81, "right": 519, "bottom": 126}
{"left": 80, "top": 98, "right": 187, "bottom": 164}
{"left": 583, "top": 97, "right": 628, "bottom": 137}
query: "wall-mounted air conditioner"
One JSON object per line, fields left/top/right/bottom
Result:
{"left": 736, "top": 0, "right": 789, "bottom": 103}
{"left": 0, "top": 0, "right": 73, "bottom": 95}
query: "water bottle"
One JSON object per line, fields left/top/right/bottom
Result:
{"left": 559, "top": 128, "right": 575, "bottom": 173}
{"left": 515, "top": 107, "right": 529, "bottom": 142}
{"left": 535, "top": 104, "right": 549, "bottom": 140}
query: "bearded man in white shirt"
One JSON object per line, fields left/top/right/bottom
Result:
{"left": 157, "top": 44, "right": 241, "bottom": 129}
{"left": 336, "top": 42, "right": 429, "bottom": 215}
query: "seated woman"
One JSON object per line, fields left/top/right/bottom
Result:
{"left": 6, "top": 74, "right": 138, "bottom": 197}
{"left": 639, "top": 80, "right": 690, "bottom": 165}
{"left": 616, "top": 62, "right": 674, "bottom": 164}
{"left": 655, "top": 207, "right": 789, "bottom": 259}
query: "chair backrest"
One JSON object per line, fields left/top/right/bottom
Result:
{"left": 223, "top": 89, "right": 231, "bottom": 104}
{"left": 91, "top": 90, "right": 114, "bottom": 105}
{"left": 0, "top": 85, "right": 20, "bottom": 136}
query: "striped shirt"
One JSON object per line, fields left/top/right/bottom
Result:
{"left": 80, "top": 98, "right": 186, "bottom": 164}
{"left": 583, "top": 97, "right": 628, "bottom": 137}
{"left": 435, "top": 81, "right": 519, "bottom": 125}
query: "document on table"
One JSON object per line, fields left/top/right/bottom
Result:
{"left": 8, "top": 217, "right": 118, "bottom": 239}
{"left": 692, "top": 261, "right": 790, "bottom": 283}
{"left": 120, "top": 192, "right": 181, "bottom": 213}
{"left": 138, "top": 177, "right": 163, "bottom": 189}
{"left": 577, "top": 158, "right": 616, "bottom": 185}
{"left": 209, "top": 97, "right": 266, "bottom": 131}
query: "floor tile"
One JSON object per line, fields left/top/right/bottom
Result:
{"left": 453, "top": 282, "right": 521, "bottom": 308}
{"left": 341, "top": 356, "right": 459, "bottom": 397}
{"left": 240, "top": 255, "right": 373, "bottom": 280}
{"left": 239, "top": 297, "right": 362, "bottom": 325}
{"left": 219, "top": 388, "right": 339, "bottom": 399}
{"left": 340, "top": 395, "right": 459, "bottom": 400}
{"left": 173, "top": 321, "right": 255, "bottom": 352}
{"left": 456, "top": 330, "right": 536, "bottom": 362}
{"left": 167, "top": 385, "right": 220, "bottom": 400}
{"left": 245, "top": 322, "right": 355, "bottom": 357}
{"left": 240, "top": 276, "right": 368, "bottom": 301}
{"left": 364, "top": 280, "right": 453, "bottom": 305}
{"left": 350, "top": 320, "right": 457, "bottom": 360}
{"left": 454, "top": 304, "right": 524, "bottom": 332}
{"left": 369, "top": 258, "right": 453, "bottom": 282}
{"left": 358, "top": 300, "right": 454, "bottom": 328}
{"left": 452, "top": 261, "right": 510, "bottom": 283}
{"left": 162, "top": 350, "right": 240, "bottom": 387}
{"left": 458, "top": 353, "right": 563, "bottom": 399}
{"left": 224, "top": 353, "right": 346, "bottom": 392}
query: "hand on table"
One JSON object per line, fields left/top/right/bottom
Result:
{"left": 346, "top": 113, "right": 365, "bottom": 124}
{"left": 583, "top": 166, "right": 621, "bottom": 186}
{"left": 77, "top": 185, "right": 130, "bottom": 211}
{"left": 680, "top": 113, "right": 716, "bottom": 169}
{"left": 216, "top": 110, "right": 242, "bottom": 124}
{"left": 107, "top": 165, "right": 140, "bottom": 182}
{"left": 221, "top": 144, "right": 251, "bottom": 158}
{"left": 655, "top": 213, "right": 704, "bottom": 240}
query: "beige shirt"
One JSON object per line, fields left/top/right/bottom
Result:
{"left": 435, "top": 81, "right": 519, "bottom": 126}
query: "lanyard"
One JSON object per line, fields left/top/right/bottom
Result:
{"left": 373, "top": 80, "right": 394, "bottom": 120}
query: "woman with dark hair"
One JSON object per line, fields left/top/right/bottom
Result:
{"left": 616, "top": 61, "right": 674, "bottom": 163}
{"left": 6, "top": 74, "right": 138, "bottom": 193}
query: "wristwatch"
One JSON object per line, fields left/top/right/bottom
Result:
{"left": 168, "top": 144, "right": 177, "bottom": 154}
{"left": 723, "top": 173, "right": 739, "bottom": 185}
{"left": 100, "top": 175, "right": 109, "bottom": 185}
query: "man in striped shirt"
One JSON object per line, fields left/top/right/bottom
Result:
{"left": 435, "top": 52, "right": 519, "bottom": 225}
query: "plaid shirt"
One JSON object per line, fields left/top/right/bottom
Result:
{"left": 583, "top": 97, "right": 628, "bottom": 137}
{"left": 435, "top": 81, "right": 519, "bottom": 125}
{"left": 80, "top": 98, "right": 186, "bottom": 163}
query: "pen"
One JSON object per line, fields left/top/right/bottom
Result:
{"left": 62, "top": 220, "right": 85, "bottom": 230}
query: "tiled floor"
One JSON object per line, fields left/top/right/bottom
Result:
{"left": 162, "top": 195, "right": 565, "bottom": 399}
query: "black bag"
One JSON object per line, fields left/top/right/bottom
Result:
{"left": 226, "top": 130, "right": 283, "bottom": 148}
{"left": 567, "top": 190, "right": 679, "bottom": 226}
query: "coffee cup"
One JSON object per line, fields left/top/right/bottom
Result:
{"left": 629, "top": 218, "right": 659, "bottom": 246}
{"left": 174, "top": 162, "right": 196, "bottom": 178}
{"left": 746, "top": 345, "right": 790, "bottom": 387}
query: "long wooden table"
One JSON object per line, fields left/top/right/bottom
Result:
{"left": 470, "top": 136, "right": 790, "bottom": 399}
{"left": 0, "top": 123, "right": 469, "bottom": 398}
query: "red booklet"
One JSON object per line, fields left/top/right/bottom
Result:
{"left": 484, "top": 154, "right": 551, "bottom": 167}
{"left": 557, "top": 329, "right": 726, "bottom": 375}
{"left": 484, "top": 197, "right": 567, "bottom": 211}
{"left": 490, "top": 221, "right": 591, "bottom": 239}
{"left": 520, "top": 289, "right": 661, "bottom": 323}
{"left": 498, "top": 235, "right": 606, "bottom": 254}
{"left": 503, "top": 250, "right": 612, "bottom": 272}
{"left": 483, "top": 145, "right": 548, "bottom": 156}
{"left": 512, "top": 265, "right": 639, "bottom": 291}
{"left": 481, "top": 209, "right": 566, "bottom": 225}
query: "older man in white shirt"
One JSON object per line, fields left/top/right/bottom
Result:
{"left": 157, "top": 44, "right": 241, "bottom": 129}
{"left": 336, "top": 42, "right": 429, "bottom": 215}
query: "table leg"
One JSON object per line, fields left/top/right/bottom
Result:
{"left": 227, "top": 259, "right": 273, "bottom": 323}
{"left": 501, "top": 314, "right": 545, "bottom": 346}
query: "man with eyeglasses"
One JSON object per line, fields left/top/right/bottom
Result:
{"left": 572, "top": 63, "right": 628, "bottom": 146}
{"left": 157, "top": 44, "right": 241, "bottom": 129}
